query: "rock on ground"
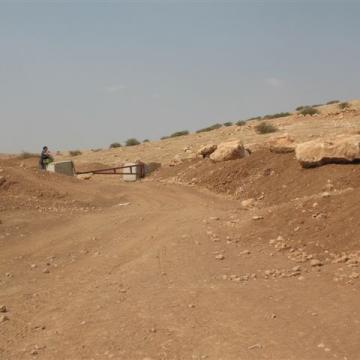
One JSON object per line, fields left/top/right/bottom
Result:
{"left": 210, "top": 140, "right": 249, "bottom": 162}
{"left": 197, "top": 144, "right": 217, "bottom": 158}
{"left": 268, "top": 133, "right": 296, "bottom": 154}
{"left": 295, "top": 135, "right": 360, "bottom": 168}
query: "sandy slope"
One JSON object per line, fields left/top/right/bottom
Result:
{"left": 1, "top": 101, "right": 360, "bottom": 359}
{"left": 56, "top": 100, "right": 360, "bottom": 170}
{"left": 1, "top": 157, "right": 360, "bottom": 359}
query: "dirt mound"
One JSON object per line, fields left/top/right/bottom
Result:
{"left": 153, "top": 150, "right": 360, "bottom": 255}
{"left": 0, "top": 158, "right": 125, "bottom": 213}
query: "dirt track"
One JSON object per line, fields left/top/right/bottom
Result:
{"left": 1, "top": 158, "right": 360, "bottom": 359}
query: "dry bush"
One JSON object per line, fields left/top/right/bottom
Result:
{"left": 196, "top": 123, "right": 222, "bottom": 133}
{"left": 299, "top": 107, "right": 319, "bottom": 116}
{"left": 236, "top": 120, "right": 246, "bottom": 126}
{"left": 170, "top": 130, "right": 189, "bottom": 138}
{"left": 339, "top": 102, "right": 350, "bottom": 109}
{"left": 69, "top": 150, "right": 82, "bottom": 156}
{"left": 125, "top": 138, "right": 140, "bottom": 146}
{"left": 263, "top": 112, "right": 291, "bottom": 120}
{"left": 255, "top": 122, "right": 278, "bottom": 134}
{"left": 109, "top": 142, "right": 122, "bottom": 149}
{"left": 18, "top": 151, "right": 38, "bottom": 159}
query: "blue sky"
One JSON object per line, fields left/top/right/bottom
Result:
{"left": 1, "top": 1, "right": 359, "bottom": 153}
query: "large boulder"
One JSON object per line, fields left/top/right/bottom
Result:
{"left": 210, "top": 140, "right": 249, "bottom": 162}
{"left": 295, "top": 135, "right": 360, "bottom": 168}
{"left": 197, "top": 144, "right": 217, "bottom": 158}
{"left": 268, "top": 133, "right": 296, "bottom": 153}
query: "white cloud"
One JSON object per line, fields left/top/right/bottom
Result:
{"left": 151, "top": 92, "right": 161, "bottom": 99}
{"left": 104, "top": 84, "right": 127, "bottom": 93}
{"left": 265, "top": 77, "right": 283, "bottom": 88}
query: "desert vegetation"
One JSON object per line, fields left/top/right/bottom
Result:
{"left": 196, "top": 123, "right": 222, "bottom": 133}
{"left": 109, "top": 142, "right": 122, "bottom": 149}
{"left": 236, "top": 120, "right": 246, "bottom": 126}
{"left": 263, "top": 112, "right": 291, "bottom": 120}
{"left": 255, "top": 122, "right": 278, "bottom": 134}
{"left": 69, "top": 150, "right": 82, "bottom": 156}
{"left": 125, "top": 138, "right": 140, "bottom": 146}
{"left": 18, "top": 151, "right": 38, "bottom": 159}
{"left": 339, "top": 102, "right": 350, "bottom": 109}
{"left": 298, "top": 107, "right": 319, "bottom": 116}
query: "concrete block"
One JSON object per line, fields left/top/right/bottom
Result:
{"left": 47, "top": 161, "right": 75, "bottom": 176}
{"left": 123, "top": 162, "right": 143, "bottom": 182}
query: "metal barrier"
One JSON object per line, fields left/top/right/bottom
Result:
{"left": 75, "top": 163, "right": 145, "bottom": 177}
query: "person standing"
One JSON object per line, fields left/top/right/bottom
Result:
{"left": 39, "top": 146, "right": 54, "bottom": 170}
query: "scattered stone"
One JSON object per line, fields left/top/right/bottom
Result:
{"left": 324, "top": 180, "right": 334, "bottom": 191}
{"left": 115, "top": 202, "right": 130, "bottom": 207}
{"left": 0, "top": 305, "right": 7, "bottom": 313}
{"left": 197, "top": 144, "right": 217, "bottom": 158}
{"left": 252, "top": 215, "right": 264, "bottom": 221}
{"left": 332, "top": 255, "right": 349, "bottom": 264}
{"left": 268, "top": 133, "right": 296, "bottom": 153}
{"left": 30, "top": 264, "right": 37, "bottom": 269}
{"left": 209, "top": 216, "right": 220, "bottom": 221}
{"left": 210, "top": 140, "right": 249, "bottom": 162}
{"left": 310, "top": 259, "right": 323, "bottom": 267}
{"left": 241, "top": 198, "right": 256, "bottom": 209}
{"left": 0, "top": 315, "right": 9, "bottom": 323}
{"left": 295, "top": 135, "right": 360, "bottom": 168}
{"left": 248, "top": 343, "right": 262, "bottom": 350}
{"left": 239, "top": 250, "right": 251, "bottom": 255}
{"left": 42, "top": 268, "right": 50, "bottom": 274}
{"left": 77, "top": 173, "right": 93, "bottom": 180}
{"left": 188, "top": 304, "right": 195, "bottom": 308}
{"left": 215, "top": 254, "right": 225, "bottom": 260}
{"left": 349, "top": 272, "right": 359, "bottom": 279}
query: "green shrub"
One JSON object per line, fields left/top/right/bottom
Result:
{"left": 236, "top": 120, "right": 246, "bottom": 126}
{"left": 263, "top": 112, "right": 291, "bottom": 120}
{"left": 143, "top": 139, "right": 150, "bottom": 143}
{"left": 299, "top": 107, "right": 319, "bottom": 116}
{"left": 160, "top": 136, "right": 169, "bottom": 140}
{"left": 125, "top": 138, "right": 140, "bottom": 146}
{"left": 255, "top": 122, "right": 278, "bottom": 134}
{"left": 339, "top": 102, "right": 350, "bottom": 109}
{"left": 296, "top": 106, "right": 307, "bottom": 111}
{"left": 196, "top": 123, "right": 222, "bottom": 133}
{"left": 311, "top": 104, "right": 323, "bottom": 108}
{"left": 109, "top": 142, "right": 122, "bottom": 149}
{"left": 223, "top": 122, "right": 233, "bottom": 127}
{"left": 18, "top": 151, "right": 38, "bottom": 159}
{"left": 247, "top": 116, "right": 262, "bottom": 121}
{"left": 170, "top": 130, "right": 189, "bottom": 138}
{"left": 326, "top": 100, "right": 340, "bottom": 105}
{"left": 69, "top": 150, "right": 82, "bottom": 156}
{"left": 91, "top": 148, "right": 102, "bottom": 152}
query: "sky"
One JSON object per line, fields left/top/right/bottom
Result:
{"left": 1, "top": 1, "right": 360, "bottom": 153}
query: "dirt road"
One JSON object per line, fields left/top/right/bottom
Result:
{"left": 1, "top": 176, "right": 359, "bottom": 360}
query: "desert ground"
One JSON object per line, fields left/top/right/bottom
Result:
{"left": 1, "top": 101, "right": 360, "bottom": 360}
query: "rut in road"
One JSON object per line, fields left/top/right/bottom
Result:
{"left": 1, "top": 181, "right": 359, "bottom": 360}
